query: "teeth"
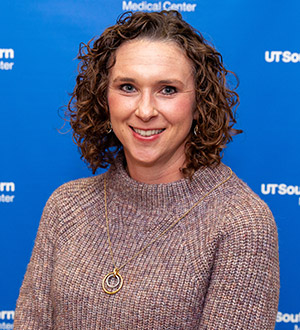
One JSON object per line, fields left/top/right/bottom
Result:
{"left": 133, "top": 128, "right": 164, "bottom": 137}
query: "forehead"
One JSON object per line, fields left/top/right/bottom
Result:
{"left": 110, "top": 39, "right": 194, "bottom": 78}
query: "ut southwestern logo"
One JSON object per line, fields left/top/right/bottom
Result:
{"left": 265, "top": 50, "right": 300, "bottom": 63}
{"left": 277, "top": 311, "right": 300, "bottom": 329}
{"left": 122, "top": 1, "right": 197, "bottom": 12}
{"left": 0, "top": 182, "right": 15, "bottom": 203}
{"left": 0, "top": 311, "right": 14, "bottom": 320}
{"left": 0, "top": 48, "right": 14, "bottom": 71}
{"left": 261, "top": 183, "right": 300, "bottom": 206}
{"left": 0, "top": 311, "right": 14, "bottom": 330}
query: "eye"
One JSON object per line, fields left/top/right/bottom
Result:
{"left": 120, "top": 84, "right": 136, "bottom": 93}
{"left": 161, "top": 86, "right": 177, "bottom": 95}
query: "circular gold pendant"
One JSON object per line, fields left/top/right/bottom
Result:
{"left": 102, "top": 269, "right": 123, "bottom": 294}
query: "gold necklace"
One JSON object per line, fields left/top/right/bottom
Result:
{"left": 102, "top": 167, "right": 233, "bottom": 294}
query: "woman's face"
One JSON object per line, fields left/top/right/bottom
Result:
{"left": 107, "top": 39, "right": 196, "bottom": 176}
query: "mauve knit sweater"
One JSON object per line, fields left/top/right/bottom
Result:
{"left": 14, "top": 158, "right": 280, "bottom": 329}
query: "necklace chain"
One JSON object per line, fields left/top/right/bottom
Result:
{"left": 102, "top": 166, "right": 233, "bottom": 294}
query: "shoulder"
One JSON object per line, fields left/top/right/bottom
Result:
{"left": 223, "top": 170, "right": 274, "bottom": 220}
{"left": 39, "top": 173, "right": 106, "bottom": 241}
{"left": 218, "top": 168, "right": 278, "bottom": 244}
{"left": 47, "top": 173, "right": 105, "bottom": 209}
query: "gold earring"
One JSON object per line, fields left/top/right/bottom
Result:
{"left": 106, "top": 121, "right": 112, "bottom": 134}
{"left": 194, "top": 124, "right": 199, "bottom": 136}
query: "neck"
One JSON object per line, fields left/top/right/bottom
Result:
{"left": 125, "top": 156, "right": 186, "bottom": 184}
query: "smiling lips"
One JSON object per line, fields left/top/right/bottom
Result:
{"left": 131, "top": 127, "right": 165, "bottom": 137}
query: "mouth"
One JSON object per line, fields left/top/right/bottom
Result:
{"left": 130, "top": 126, "right": 165, "bottom": 137}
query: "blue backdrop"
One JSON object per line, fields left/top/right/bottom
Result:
{"left": 1, "top": 1, "right": 299, "bottom": 328}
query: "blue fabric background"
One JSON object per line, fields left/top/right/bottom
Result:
{"left": 1, "top": 1, "right": 299, "bottom": 328}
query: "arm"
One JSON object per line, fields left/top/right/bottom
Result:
{"left": 14, "top": 195, "right": 58, "bottom": 330}
{"left": 199, "top": 203, "right": 279, "bottom": 329}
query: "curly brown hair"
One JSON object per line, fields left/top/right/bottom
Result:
{"left": 67, "top": 10, "right": 242, "bottom": 178}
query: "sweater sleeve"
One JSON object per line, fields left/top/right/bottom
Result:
{"left": 14, "top": 194, "right": 58, "bottom": 330}
{"left": 198, "top": 200, "right": 280, "bottom": 329}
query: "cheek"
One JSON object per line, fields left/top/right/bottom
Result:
{"left": 163, "top": 97, "right": 195, "bottom": 124}
{"left": 108, "top": 92, "right": 137, "bottom": 120}
{"left": 107, "top": 92, "right": 119, "bottom": 112}
{"left": 108, "top": 94, "right": 126, "bottom": 121}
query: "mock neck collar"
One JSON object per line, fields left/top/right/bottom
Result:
{"left": 105, "top": 155, "right": 232, "bottom": 210}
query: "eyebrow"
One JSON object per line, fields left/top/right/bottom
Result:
{"left": 112, "top": 77, "right": 184, "bottom": 85}
{"left": 112, "top": 77, "right": 136, "bottom": 83}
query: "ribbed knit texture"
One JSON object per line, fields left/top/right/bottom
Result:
{"left": 14, "top": 157, "right": 279, "bottom": 329}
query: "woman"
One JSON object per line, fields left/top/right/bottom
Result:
{"left": 14, "top": 10, "right": 279, "bottom": 329}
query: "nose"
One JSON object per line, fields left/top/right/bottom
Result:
{"left": 135, "top": 91, "right": 158, "bottom": 121}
